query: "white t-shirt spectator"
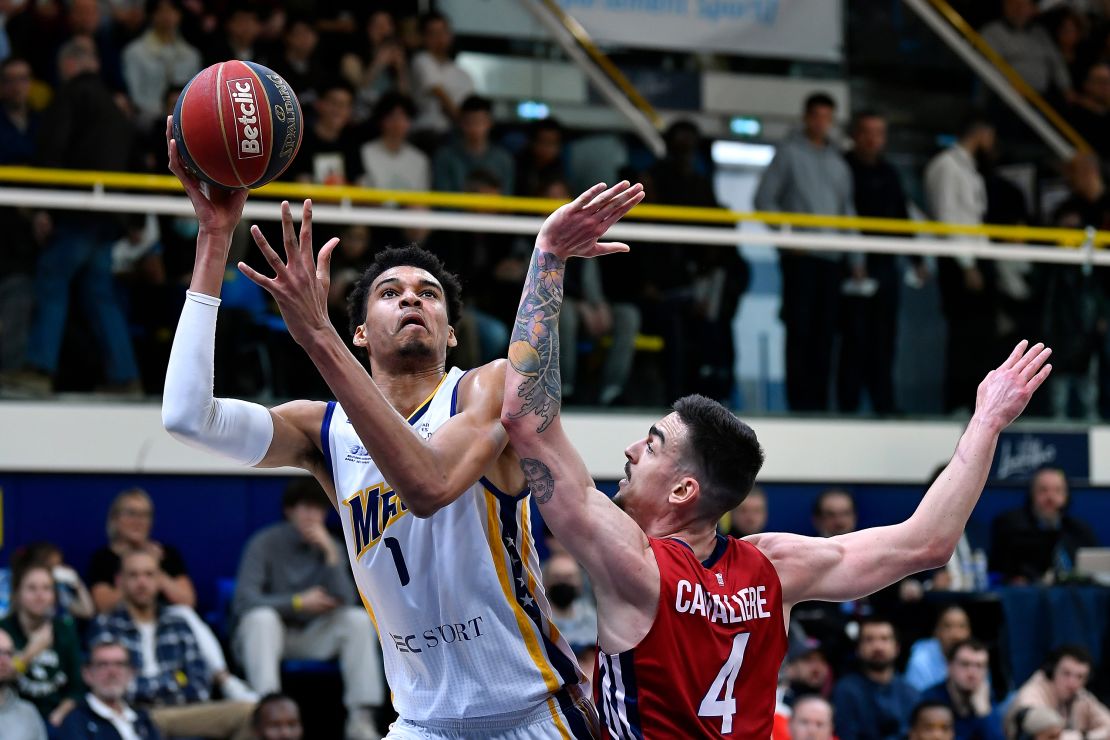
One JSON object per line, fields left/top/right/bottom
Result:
{"left": 360, "top": 140, "right": 431, "bottom": 191}
{"left": 411, "top": 51, "right": 473, "bottom": 134}
{"left": 924, "top": 144, "right": 986, "bottom": 269}
{"left": 122, "top": 29, "right": 201, "bottom": 125}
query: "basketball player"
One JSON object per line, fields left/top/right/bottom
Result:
{"left": 499, "top": 213, "right": 1052, "bottom": 737}
{"left": 160, "top": 119, "right": 642, "bottom": 738}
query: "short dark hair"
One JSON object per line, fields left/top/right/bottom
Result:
{"left": 465, "top": 167, "right": 503, "bottom": 192}
{"left": 346, "top": 246, "right": 464, "bottom": 340}
{"left": 419, "top": 11, "right": 449, "bottom": 33}
{"left": 671, "top": 395, "right": 764, "bottom": 521}
{"left": 529, "top": 117, "right": 563, "bottom": 140}
{"left": 851, "top": 109, "right": 884, "bottom": 132}
{"left": 252, "top": 693, "right": 300, "bottom": 728}
{"left": 958, "top": 110, "right": 994, "bottom": 139}
{"left": 812, "top": 488, "right": 855, "bottom": 518}
{"left": 319, "top": 79, "right": 356, "bottom": 100}
{"left": 910, "top": 701, "right": 954, "bottom": 728}
{"left": 372, "top": 91, "right": 416, "bottom": 123}
{"left": 460, "top": 94, "right": 493, "bottom": 115}
{"left": 946, "top": 637, "right": 988, "bottom": 663}
{"left": 146, "top": 0, "right": 183, "bottom": 15}
{"left": 1044, "top": 644, "right": 1093, "bottom": 677}
{"left": 804, "top": 92, "right": 836, "bottom": 113}
{"left": 282, "top": 478, "right": 330, "bottom": 512}
{"left": 857, "top": 615, "right": 898, "bottom": 643}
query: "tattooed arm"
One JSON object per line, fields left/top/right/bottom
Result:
{"left": 501, "top": 183, "right": 661, "bottom": 653}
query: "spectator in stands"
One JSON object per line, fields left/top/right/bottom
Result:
{"left": 989, "top": 467, "right": 1099, "bottom": 584}
{"left": 0, "top": 57, "right": 36, "bottom": 165}
{"left": 782, "top": 638, "right": 834, "bottom": 707}
{"left": 11, "top": 542, "right": 95, "bottom": 620}
{"left": 832, "top": 617, "right": 920, "bottom": 740}
{"left": 924, "top": 113, "right": 997, "bottom": 414}
{"left": 1049, "top": 8, "right": 1088, "bottom": 89}
{"left": 411, "top": 11, "right": 474, "bottom": 138}
{"left": 122, "top": 0, "right": 201, "bottom": 127}
{"left": 841, "top": 110, "right": 908, "bottom": 415}
{"left": 433, "top": 94, "right": 514, "bottom": 193}
{"left": 515, "top": 118, "right": 565, "bottom": 197}
{"left": 328, "top": 223, "right": 375, "bottom": 338}
{"left": 0, "top": 37, "right": 141, "bottom": 398}
{"left": 1011, "top": 707, "right": 1065, "bottom": 740}
{"left": 1067, "top": 63, "right": 1110, "bottom": 157}
{"left": 791, "top": 695, "right": 836, "bottom": 740}
{"left": 910, "top": 701, "right": 957, "bottom": 740}
{"left": 59, "top": 638, "right": 162, "bottom": 740}
{"left": 89, "top": 488, "right": 255, "bottom": 702}
{"left": 203, "top": 4, "right": 263, "bottom": 66}
{"left": 359, "top": 92, "right": 429, "bottom": 191}
{"left": 251, "top": 693, "right": 302, "bottom": 740}
{"left": 754, "top": 92, "right": 854, "bottom": 412}
{"left": 724, "top": 485, "right": 768, "bottom": 538}
{"left": 1005, "top": 645, "right": 1110, "bottom": 739}
{"left": 921, "top": 638, "right": 1004, "bottom": 740}
{"left": 812, "top": 488, "right": 857, "bottom": 537}
{"left": 980, "top": 0, "right": 1072, "bottom": 101}
{"left": 1045, "top": 154, "right": 1108, "bottom": 420}
{"left": 643, "top": 119, "right": 749, "bottom": 401}
{"left": 542, "top": 552, "right": 597, "bottom": 678}
{"left": 266, "top": 15, "right": 324, "bottom": 105}
{"left": 341, "top": 10, "right": 409, "bottom": 121}
{"left": 286, "top": 81, "right": 362, "bottom": 185}
{"left": 89, "top": 550, "right": 254, "bottom": 740}
{"left": 232, "top": 479, "right": 383, "bottom": 740}
{"left": 0, "top": 628, "right": 47, "bottom": 740}
{"left": 0, "top": 564, "right": 83, "bottom": 728}
{"left": 906, "top": 606, "right": 973, "bottom": 692}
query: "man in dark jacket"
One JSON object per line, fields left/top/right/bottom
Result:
{"left": 841, "top": 111, "right": 909, "bottom": 414}
{"left": 989, "top": 467, "right": 1099, "bottom": 584}
{"left": 1, "top": 36, "right": 141, "bottom": 397}
{"left": 60, "top": 639, "right": 161, "bottom": 739}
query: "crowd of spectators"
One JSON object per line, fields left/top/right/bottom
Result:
{"left": 0, "top": 464, "right": 1104, "bottom": 738}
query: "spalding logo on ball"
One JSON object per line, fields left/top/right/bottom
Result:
{"left": 173, "top": 60, "right": 302, "bottom": 189}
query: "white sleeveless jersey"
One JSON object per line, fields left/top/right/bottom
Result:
{"left": 324, "top": 368, "right": 586, "bottom": 721}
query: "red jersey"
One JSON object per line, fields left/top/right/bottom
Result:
{"left": 595, "top": 535, "right": 787, "bottom": 739}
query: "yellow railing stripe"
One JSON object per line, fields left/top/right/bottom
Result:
{"left": 0, "top": 165, "right": 1106, "bottom": 245}
{"left": 538, "top": 0, "right": 663, "bottom": 128}
{"left": 928, "top": 0, "right": 1091, "bottom": 153}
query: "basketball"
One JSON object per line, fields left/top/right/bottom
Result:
{"left": 172, "top": 60, "right": 302, "bottom": 190}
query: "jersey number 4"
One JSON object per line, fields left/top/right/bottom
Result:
{"left": 698, "top": 633, "right": 750, "bottom": 734}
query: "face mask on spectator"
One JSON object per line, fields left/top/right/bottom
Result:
{"left": 547, "top": 583, "right": 579, "bottom": 609}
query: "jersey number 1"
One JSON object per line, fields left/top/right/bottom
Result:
{"left": 698, "top": 632, "right": 750, "bottom": 734}
{"left": 383, "top": 537, "right": 410, "bottom": 587}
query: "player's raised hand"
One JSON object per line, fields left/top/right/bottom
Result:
{"left": 166, "top": 115, "right": 248, "bottom": 237}
{"left": 974, "top": 340, "right": 1052, "bottom": 432}
{"left": 238, "top": 199, "right": 341, "bottom": 349}
{"left": 535, "top": 180, "right": 645, "bottom": 260}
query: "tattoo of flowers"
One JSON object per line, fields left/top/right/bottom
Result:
{"left": 520, "top": 457, "right": 555, "bottom": 504}
{"left": 507, "top": 250, "right": 565, "bottom": 433}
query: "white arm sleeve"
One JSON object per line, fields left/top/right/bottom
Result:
{"left": 162, "top": 291, "right": 275, "bottom": 466}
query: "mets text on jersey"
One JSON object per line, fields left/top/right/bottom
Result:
{"left": 343, "top": 484, "right": 408, "bottom": 560}
{"left": 675, "top": 580, "right": 773, "bottom": 625}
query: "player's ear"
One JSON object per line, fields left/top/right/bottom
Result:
{"left": 668, "top": 477, "right": 699, "bottom": 507}
{"left": 446, "top": 324, "right": 458, "bottom": 349}
{"left": 353, "top": 324, "right": 368, "bottom": 348}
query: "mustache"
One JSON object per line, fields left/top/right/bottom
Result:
{"left": 624, "top": 461, "right": 631, "bottom": 480}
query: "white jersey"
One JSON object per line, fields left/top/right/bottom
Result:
{"left": 324, "top": 368, "right": 586, "bottom": 722}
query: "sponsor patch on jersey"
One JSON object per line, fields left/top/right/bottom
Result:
{"left": 345, "top": 443, "right": 371, "bottom": 464}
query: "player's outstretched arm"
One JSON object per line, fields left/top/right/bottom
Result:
{"left": 501, "top": 182, "right": 658, "bottom": 651}
{"left": 237, "top": 201, "right": 517, "bottom": 517}
{"left": 751, "top": 340, "right": 1052, "bottom": 606}
{"left": 159, "top": 117, "right": 328, "bottom": 486}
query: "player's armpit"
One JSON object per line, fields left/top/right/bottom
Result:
{"left": 257, "top": 400, "right": 329, "bottom": 470}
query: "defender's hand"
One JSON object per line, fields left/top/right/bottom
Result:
{"left": 238, "top": 199, "right": 340, "bottom": 349}
{"left": 535, "top": 181, "right": 644, "bottom": 260}
{"left": 974, "top": 340, "right": 1052, "bottom": 433}
{"left": 166, "top": 116, "right": 249, "bottom": 239}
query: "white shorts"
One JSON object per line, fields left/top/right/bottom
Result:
{"left": 386, "top": 690, "right": 598, "bottom": 739}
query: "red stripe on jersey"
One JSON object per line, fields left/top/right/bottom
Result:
{"left": 596, "top": 536, "right": 787, "bottom": 739}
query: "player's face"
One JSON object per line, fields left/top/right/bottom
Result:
{"left": 16, "top": 568, "right": 55, "bottom": 620}
{"left": 615, "top": 413, "right": 690, "bottom": 529}
{"left": 789, "top": 701, "right": 834, "bottom": 740}
{"left": 909, "top": 707, "right": 955, "bottom": 740}
{"left": 256, "top": 698, "right": 304, "bottom": 740}
{"left": 354, "top": 266, "right": 456, "bottom": 367}
{"left": 949, "top": 647, "right": 989, "bottom": 693}
{"left": 1051, "top": 657, "right": 1089, "bottom": 703}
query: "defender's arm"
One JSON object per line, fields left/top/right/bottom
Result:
{"left": 752, "top": 341, "right": 1051, "bottom": 606}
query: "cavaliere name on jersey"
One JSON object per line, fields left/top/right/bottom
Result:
{"left": 597, "top": 535, "right": 787, "bottom": 739}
